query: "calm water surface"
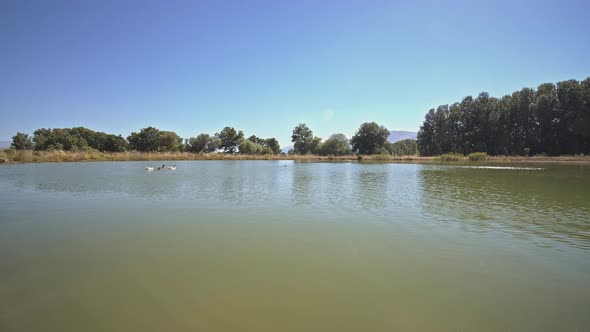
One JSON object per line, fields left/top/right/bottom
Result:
{"left": 1, "top": 161, "right": 589, "bottom": 331}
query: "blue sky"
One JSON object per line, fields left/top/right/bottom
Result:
{"left": 1, "top": 0, "right": 589, "bottom": 146}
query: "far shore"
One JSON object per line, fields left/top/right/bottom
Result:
{"left": 1, "top": 149, "right": 589, "bottom": 165}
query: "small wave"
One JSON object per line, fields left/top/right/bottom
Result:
{"left": 459, "top": 166, "right": 544, "bottom": 171}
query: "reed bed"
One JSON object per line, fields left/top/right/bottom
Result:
{"left": 0, "top": 149, "right": 588, "bottom": 164}
{"left": 0, "top": 149, "right": 432, "bottom": 163}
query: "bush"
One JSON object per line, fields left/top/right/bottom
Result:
{"left": 372, "top": 153, "right": 392, "bottom": 160}
{"left": 316, "top": 133, "right": 351, "bottom": 156}
{"left": 440, "top": 153, "right": 464, "bottom": 161}
{"left": 523, "top": 147, "right": 531, "bottom": 156}
{"left": 468, "top": 152, "right": 488, "bottom": 161}
{"left": 386, "top": 139, "right": 417, "bottom": 156}
{"left": 238, "top": 139, "right": 265, "bottom": 155}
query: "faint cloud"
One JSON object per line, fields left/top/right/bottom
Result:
{"left": 322, "top": 109, "right": 334, "bottom": 121}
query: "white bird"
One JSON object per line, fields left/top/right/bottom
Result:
{"left": 145, "top": 167, "right": 154, "bottom": 171}
{"left": 165, "top": 165, "right": 177, "bottom": 170}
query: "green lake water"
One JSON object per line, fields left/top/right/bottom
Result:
{"left": 0, "top": 161, "right": 589, "bottom": 331}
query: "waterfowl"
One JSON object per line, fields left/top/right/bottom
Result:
{"left": 165, "top": 165, "right": 176, "bottom": 170}
{"left": 157, "top": 164, "right": 165, "bottom": 170}
{"left": 145, "top": 167, "right": 154, "bottom": 171}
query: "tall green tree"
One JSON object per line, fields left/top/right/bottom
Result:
{"left": 310, "top": 137, "right": 322, "bottom": 154}
{"left": 157, "top": 131, "right": 182, "bottom": 152}
{"left": 248, "top": 135, "right": 280, "bottom": 154}
{"left": 215, "top": 127, "right": 244, "bottom": 154}
{"left": 263, "top": 138, "right": 281, "bottom": 154}
{"left": 534, "top": 83, "right": 561, "bottom": 154}
{"left": 416, "top": 77, "right": 590, "bottom": 156}
{"left": 316, "top": 133, "right": 351, "bottom": 156}
{"left": 579, "top": 78, "right": 590, "bottom": 152}
{"left": 238, "top": 139, "right": 268, "bottom": 155}
{"left": 104, "top": 135, "right": 128, "bottom": 152}
{"left": 291, "top": 123, "right": 314, "bottom": 154}
{"left": 31, "top": 127, "right": 123, "bottom": 152}
{"left": 350, "top": 122, "right": 390, "bottom": 154}
{"left": 557, "top": 79, "right": 584, "bottom": 154}
{"left": 248, "top": 135, "right": 263, "bottom": 145}
{"left": 127, "top": 127, "right": 181, "bottom": 152}
{"left": 11, "top": 132, "right": 34, "bottom": 150}
{"left": 386, "top": 139, "right": 417, "bottom": 156}
{"left": 127, "top": 127, "right": 161, "bottom": 152}
{"left": 187, "top": 133, "right": 220, "bottom": 153}
{"left": 417, "top": 109, "right": 436, "bottom": 156}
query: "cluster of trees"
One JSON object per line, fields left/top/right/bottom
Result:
{"left": 11, "top": 122, "right": 417, "bottom": 156}
{"left": 9, "top": 77, "right": 589, "bottom": 157}
{"left": 185, "top": 134, "right": 220, "bottom": 153}
{"left": 350, "top": 122, "right": 390, "bottom": 155}
{"left": 11, "top": 126, "right": 284, "bottom": 155}
{"left": 417, "top": 78, "right": 590, "bottom": 156}
{"left": 387, "top": 139, "right": 417, "bottom": 156}
{"left": 240, "top": 135, "right": 281, "bottom": 155}
{"left": 127, "top": 127, "right": 182, "bottom": 152}
{"left": 184, "top": 127, "right": 281, "bottom": 155}
{"left": 12, "top": 127, "right": 128, "bottom": 152}
{"left": 316, "top": 134, "right": 352, "bottom": 156}
{"left": 289, "top": 122, "right": 394, "bottom": 155}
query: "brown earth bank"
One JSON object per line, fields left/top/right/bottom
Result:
{"left": 1, "top": 149, "right": 589, "bottom": 164}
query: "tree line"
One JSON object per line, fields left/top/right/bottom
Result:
{"left": 10, "top": 126, "right": 282, "bottom": 155}
{"left": 15, "top": 76, "right": 587, "bottom": 158}
{"left": 289, "top": 122, "right": 415, "bottom": 156}
{"left": 12, "top": 127, "right": 129, "bottom": 152}
{"left": 417, "top": 77, "right": 590, "bottom": 156}
{"left": 9, "top": 122, "right": 417, "bottom": 156}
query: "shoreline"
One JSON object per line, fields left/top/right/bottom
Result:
{"left": 1, "top": 150, "right": 589, "bottom": 165}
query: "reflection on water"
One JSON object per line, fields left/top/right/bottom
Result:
{"left": 417, "top": 165, "right": 590, "bottom": 249}
{"left": 1, "top": 161, "right": 589, "bottom": 250}
{"left": 353, "top": 166, "right": 389, "bottom": 209}
{"left": 0, "top": 161, "right": 589, "bottom": 331}
{"left": 292, "top": 164, "right": 314, "bottom": 206}
{"left": 0, "top": 161, "right": 590, "bottom": 249}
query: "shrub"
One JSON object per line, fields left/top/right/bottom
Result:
{"left": 468, "top": 152, "right": 488, "bottom": 161}
{"left": 316, "top": 133, "right": 351, "bottom": 156}
{"left": 372, "top": 153, "right": 392, "bottom": 160}
{"left": 523, "top": 147, "right": 531, "bottom": 156}
{"left": 238, "top": 139, "right": 265, "bottom": 155}
{"left": 440, "top": 153, "right": 464, "bottom": 161}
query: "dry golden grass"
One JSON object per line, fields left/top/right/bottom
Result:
{"left": 0, "top": 149, "right": 588, "bottom": 164}
{"left": 0, "top": 149, "right": 433, "bottom": 163}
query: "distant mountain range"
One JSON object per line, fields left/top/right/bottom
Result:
{"left": 388, "top": 130, "right": 417, "bottom": 143}
{"left": 0, "top": 141, "right": 11, "bottom": 149}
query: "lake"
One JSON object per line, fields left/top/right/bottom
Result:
{"left": 0, "top": 161, "right": 589, "bottom": 331}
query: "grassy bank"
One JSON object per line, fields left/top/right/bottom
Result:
{"left": 1, "top": 149, "right": 589, "bottom": 164}
{"left": 0, "top": 149, "right": 430, "bottom": 163}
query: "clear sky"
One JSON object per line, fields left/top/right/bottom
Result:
{"left": 1, "top": 0, "right": 589, "bottom": 146}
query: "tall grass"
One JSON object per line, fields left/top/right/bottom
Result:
{"left": 439, "top": 153, "right": 465, "bottom": 161}
{"left": 0, "top": 149, "right": 431, "bottom": 163}
{"left": 3, "top": 149, "right": 586, "bottom": 164}
{"left": 468, "top": 152, "right": 489, "bottom": 161}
